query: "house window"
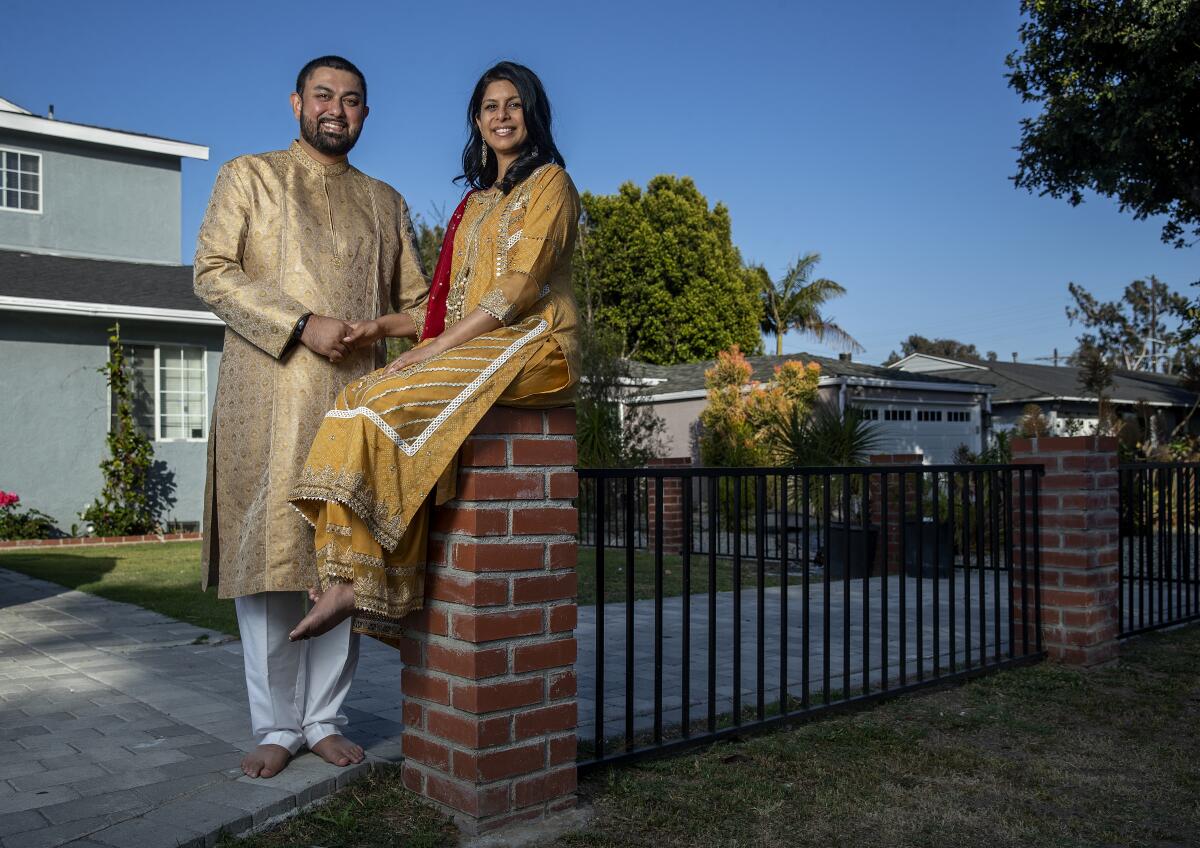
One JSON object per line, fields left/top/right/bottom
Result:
{"left": 947, "top": 410, "right": 971, "bottom": 423}
{"left": 884, "top": 409, "right": 912, "bottom": 421}
{"left": 1, "top": 149, "right": 41, "bottom": 212}
{"left": 917, "top": 410, "right": 943, "bottom": 422}
{"left": 853, "top": 406, "right": 879, "bottom": 420}
{"left": 111, "top": 343, "right": 208, "bottom": 441}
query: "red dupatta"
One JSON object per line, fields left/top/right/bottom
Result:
{"left": 418, "top": 191, "right": 475, "bottom": 342}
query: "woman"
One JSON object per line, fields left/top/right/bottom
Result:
{"left": 288, "top": 61, "right": 580, "bottom": 642}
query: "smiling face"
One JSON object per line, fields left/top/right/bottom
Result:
{"left": 475, "top": 79, "right": 528, "bottom": 161}
{"left": 291, "top": 66, "right": 368, "bottom": 159}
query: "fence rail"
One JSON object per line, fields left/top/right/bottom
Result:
{"left": 1118, "top": 463, "right": 1200, "bottom": 638}
{"left": 575, "top": 463, "right": 1045, "bottom": 771}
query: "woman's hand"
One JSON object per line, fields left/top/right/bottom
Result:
{"left": 342, "top": 319, "right": 385, "bottom": 350}
{"left": 384, "top": 341, "right": 441, "bottom": 375}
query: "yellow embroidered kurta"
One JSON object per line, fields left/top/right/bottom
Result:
{"left": 195, "top": 141, "right": 428, "bottom": 599}
{"left": 290, "top": 164, "right": 580, "bottom": 639}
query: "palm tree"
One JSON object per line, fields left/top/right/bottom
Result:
{"left": 758, "top": 252, "right": 863, "bottom": 356}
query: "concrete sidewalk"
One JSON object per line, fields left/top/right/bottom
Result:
{"left": 0, "top": 567, "right": 405, "bottom": 848}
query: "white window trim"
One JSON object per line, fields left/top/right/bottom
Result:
{"left": 0, "top": 146, "right": 43, "bottom": 215}
{"left": 107, "top": 339, "right": 209, "bottom": 444}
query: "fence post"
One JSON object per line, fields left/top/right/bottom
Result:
{"left": 869, "top": 454, "right": 923, "bottom": 574}
{"left": 1012, "top": 434, "right": 1119, "bottom": 665}
{"left": 646, "top": 457, "right": 690, "bottom": 555}
{"left": 399, "top": 407, "right": 579, "bottom": 834}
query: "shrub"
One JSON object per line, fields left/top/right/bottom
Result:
{"left": 0, "top": 491, "right": 59, "bottom": 540}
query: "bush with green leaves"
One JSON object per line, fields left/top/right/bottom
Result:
{"left": 81, "top": 324, "right": 158, "bottom": 536}
{"left": 0, "top": 491, "right": 58, "bottom": 540}
{"left": 575, "top": 323, "right": 665, "bottom": 468}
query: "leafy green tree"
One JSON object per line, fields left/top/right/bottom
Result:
{"left": 884, "top": 334, "right": 982, "bottom": 366}
{"left": 756, "top": 252, "right": 861, "bottom": 357}
{"left": 575, "top": 176, "right": 764, "bottom": 365}
{"left": 575, "top": 324, "right": 665, "bottom": 468}
{"left": 1066, "top": 276, "right": 1193, "bottom": 373}
{"left": 1006, "top": 0, "right": 1200, "bottom": 247}
{"left": 82, "top": 324, "right": 157, "bottom": 536}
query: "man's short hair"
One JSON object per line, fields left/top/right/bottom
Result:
{"left": 296, "top": 55, "right": 367, "bottom": 103}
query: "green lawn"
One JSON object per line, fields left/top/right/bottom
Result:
{"left": 227, "top": 626, "right": 1200, "bottom": 848}
{"left": 0, "top": 542, "right": 781, "bottom": 633}
{"left": 0, "top": 541, "right": 237, "bottom": 635}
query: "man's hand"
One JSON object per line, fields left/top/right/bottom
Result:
{"left": 342, "top": 319, "right": 385, "bottom": 350}
{"left": 300, "top": 315, "right": 353, "bottom": 363}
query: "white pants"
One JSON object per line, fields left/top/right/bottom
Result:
{"left": 234, "top": 592, "right": 360, "bottom": 754}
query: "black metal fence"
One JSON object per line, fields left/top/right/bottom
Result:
{"left": 1119, "top": 463, "right": 1200, "bottom": 637}
{"left": 575, "top": 463, "right": 1045, "bottom": 771}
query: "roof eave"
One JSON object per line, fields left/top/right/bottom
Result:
{"left": 0, "top": 111, "right": 209, "bottom": 160}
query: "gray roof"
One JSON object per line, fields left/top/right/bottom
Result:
{"left": 626, "top": 353, "right": 990, "bottom": 393}
{"left": 925, "top": 360, "right": 1194, "bottom": 407}
{"left": 0, "top": 249, "right": 203, "bottom": 311}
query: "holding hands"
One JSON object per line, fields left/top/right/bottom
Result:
{"left": 300, "top": 315, "right": 353, "bottom": 363}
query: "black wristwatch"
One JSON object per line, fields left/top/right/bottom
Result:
{"left": 287, "top": 312, "right": 313, "bottom": 352}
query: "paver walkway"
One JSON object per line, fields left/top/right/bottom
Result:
{"left": 0, "top": 567, "right": 404, "bottom": 848}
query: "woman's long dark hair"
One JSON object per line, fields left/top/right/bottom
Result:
{"left": 457, "top": 61, "right": 565, "bottom": 194}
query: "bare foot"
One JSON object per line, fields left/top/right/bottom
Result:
{"left": 289, "top": 581, "right": 354, "bottom": 641}
{"left": 311, "top": 734, "right": 365, "bottom": 767}
{"left": 241, "top": 743, "right": 291, "bottom": 778}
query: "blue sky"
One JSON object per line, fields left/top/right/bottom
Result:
{"left": 6, "top": 0, "right": 1195, "bottom": 364}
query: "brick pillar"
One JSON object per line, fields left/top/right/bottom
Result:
{"left": 868, "top": 454, "right": 923, "bottom": 574}
{"left": 400, "top": 407, "right": 579, "bottom": 834}
{"left": 1012, "top": 435, "right": 1119, "bottom": 666}
{"left": 646, "top": 457, "right": 691, "bottom": 555}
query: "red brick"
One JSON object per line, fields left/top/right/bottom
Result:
{"left": 403, "top": 701, "right": 424, "bottom": 730}
{"left": 427, "top": 708, "right": 511, "bottom": 748}
{"left": 464, "top": 742, "right": 545, "bottom": 782}
{"left": 1062, "top": 607, "right": 1116, "bottom": 628}
{"left": 402, "top": 763, "right": 424, "bottom": 793}
{"left": 402, "top": 732, "right": 450, "bottom": 770}
{"left": 427, "top": 538, "right": 448, "bottom": 566}
{"left": 424, "top": 771, "right": 510, "bottom": 817}
{"left": 458, "top": 471, "right": 545, "bottom": 501}
{"left": 425, "top": 571, "right": 508, "bottom": 606}
{"left": 452, "top": 678, "right": 545, "bottom": 713}
{"left": 426, "top": 644, "right": 508, "bottom": 679}
{"left": 452, "top": 609, "right": 544, "bottom": 643}
{"left": 512, "top": 507, "right": 578, "bottom": 535}
{"left": 398, "top": 637, "right": 423, "bottom": 666}
{"left": 515, "top": 703, "right": 577, "bottom": 739}
{"left": 1040, "top": 588, "right": 1101, "bottom": 608}
{"left": 401, "top": 669, "right": 450, "bottom": 705}
{"left": 433, "top": 507, "right": 509, "bottom": 536}
{"left": 452, "top": 542, "right": 545, "bottom": 572}
{"left": 1042, "top": 473, "right": 1091, "bottom": 491}
{"left": 512, "top": 438, "right": 578, "bottom": 467}
{"left": 474, "top": 407, "right": 545, "bottom": 434}
{"left": 513, "top": 573, "right": 577, "bottom": 604}
{"left": 548, "top": 603, "right": 577, "bottom": 633}
{"left": 549, "top": 670, "right": 577, "bottom": 700}
{"left": 514, "top": 639, "right": 577, "bottom": 673}
{"left": 548, "top": 733, "right": 576, "bottom": 765}
{"left": 403, "top": 606, "right": 449, "bottom": 637}
{"left": 546, "top": 408, "right": 576, "bottom": 434}
{"left": 514, "top": 765, "right": 577, "bottom": 808}
{"left": 461, "top": 438, "right": 507, "bottom": 467}
{"left": 548, "top": 542, "right": 577, "bottom": 570}
{"left": 549, "top": 472, "right": 579, "bottom": 499}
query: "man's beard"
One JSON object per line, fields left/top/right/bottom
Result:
{"left": 299, "top": 108, "right": 360, "bottom": 156}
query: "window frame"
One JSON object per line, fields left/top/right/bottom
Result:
{"left": 0, "top": 147, "right": 43, "bottom": 215}
{"left": 107, "top": 339, "right": 210, "bottom": 444}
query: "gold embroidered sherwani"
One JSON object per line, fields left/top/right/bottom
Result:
{"left": 195, "top": 141, "right": 427, "bottom": 599}
{"left": 291, "top": 164, "right": 580, "bottom": 640}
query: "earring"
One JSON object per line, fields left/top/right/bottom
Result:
{"left": 531, "top": 145, "right": 540, "bottom": 158}
{"left": 481, "top": 141, "right": 488, "bottom": 168}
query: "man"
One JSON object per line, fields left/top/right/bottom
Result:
{"left": 194, "top": 55, "right": 427, "bottom": 779}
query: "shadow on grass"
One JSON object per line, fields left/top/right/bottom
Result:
{"left": 0, "top": 544, "right": 237, "bottom": 635}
